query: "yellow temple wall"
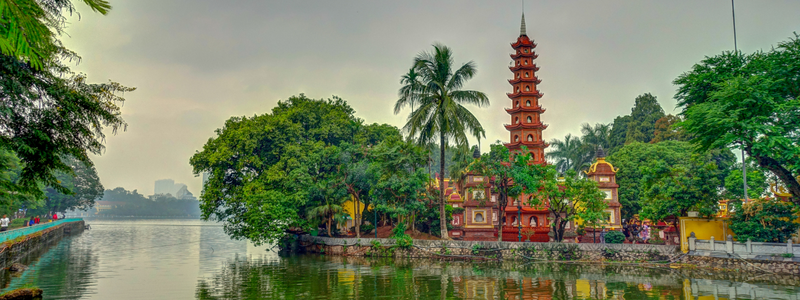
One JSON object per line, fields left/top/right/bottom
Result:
{"left": 679, "top": 217, "right": 733, "bottom": 253}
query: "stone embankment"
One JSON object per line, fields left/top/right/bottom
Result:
{"left": 0, "top": 220, "right": 85, "bottom": 270}
{"left": 299, "top": 235, "right": 800, "bottom": 276}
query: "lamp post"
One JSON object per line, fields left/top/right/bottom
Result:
{"left": 517, "top": 201, "right": 522, "bottom": 242}
{"left": 731, "top": 0, "right": 748, "bottom": 204}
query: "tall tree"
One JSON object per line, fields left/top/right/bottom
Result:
{"left": 33, "top": 156, "right": 103, "bottom": 214}
{"left": 651, "top": 114, "right": 688, "bottom": 143}
{"left": 609, "top": 141, "right": 734, "bottom": 220}
{"left": 580, "top": 123, "right": 611, "bottom": 151}
{"left": 625, "top": 93, "right": 665, "bottom": 144}
{"left": 191, "top": 95, "right": 398, "bottom": 244}
{"left": 0, "top": 53, "right": 132, "bottom": 201}
{"left": 608, "top": 115, "right": 631, "bottom": 153}
{"left": 469, "top": 142, "right": 522, "bottom": 241}
{"left": 393, "top": 44, "right": 490, "bottom": 239}
{"left": 674, "top": 34, "right": 800, "bottom": 202}
{"left": 548, "top": 134, "right": 591, "bottom": 175}
{"left": 513, "top": 157, "right": 606, "bottom": 242}
{"left": 369, "top": 138, "right": 430, "bottom": 233}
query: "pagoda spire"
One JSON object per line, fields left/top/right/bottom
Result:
{"left": 520, "top": 13, "right": 527, "bottom": 36}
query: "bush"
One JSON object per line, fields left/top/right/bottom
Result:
{"left": 730, "top": 199, "right": 799, "bottom": 243}
{"left": 604, "top": 231, "right": 625, "bottom": 244}
{"left": 360, "top": 224, "right": 375, "bottom": 233}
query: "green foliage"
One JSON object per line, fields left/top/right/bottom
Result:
{"left": 608, "top": 115, "right": 631, "bottom": 154}
{"left": 604, "top": 231, "right": 625, "bottom": 244}
{"left": 0, "top": 53, "right": 133, "bottom": 201}
{"left": 549, "top": 123, "right": 610, "bottom": 175}
{"left": 0, "top": 150, "right": 41, "bottom": 212}
{"left": 512, "top": 153, "right": 607, "bottom": 242}
{"left": 391, "top": 222, "right": 413, "bottom": 249}
{"left": 651, "top": 114, "right": 688, "bottom": 143}
{"left": 624, "top": 93, "right": 665, "bottom": 144}
{"left": 0, "top": 0, "right": 111, "bottom": 69}
{"left": 359, "top": 223, "right": 375, "bottom": 233}
{"left": 782, "top": 253, "right": 794, "bottom": 258}
{"left": 469, "top": 142, "right": 523, "bottom": 241}
{"left": 29, "top": 156, "right": 103, "bottom": 215}
{"left": 602, "top": 248, "right": 620, "bottom": 259}
{"left": 609, "top": 141, "right": 733, "bottom": 220}
{"left": 640, "top": 145, "right": 726, "bottom": 221}
{"left": 394, "top": 43, "right": 490, "bottom": 238}
{"left": 674, "top": 34, "right": 800, "bottom": 201}
{"left": 190, "top": 95, "right": 401, "bottom": 245}
{"left": 729, "top": 199, "right": 799, "bottom": 243}
{"left": 723, "top": 161, "right": 769, "bottom": 200}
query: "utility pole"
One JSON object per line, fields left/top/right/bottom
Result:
{"left": 731, "top": 0, "right": 748, "bottom": 203}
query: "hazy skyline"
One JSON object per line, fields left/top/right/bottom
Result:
{"left": 61, "top": 1, "right": 800, "bottom": 196}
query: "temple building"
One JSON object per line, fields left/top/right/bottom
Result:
{"left": 449, "top": 148, "right": 499, "bottom": 240}
{"left": 582, "top": 147, "right": 622, "bottom": 232}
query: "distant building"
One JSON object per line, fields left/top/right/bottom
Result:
{"left": 155, "top": 179, "right": 176, "bottom": 196}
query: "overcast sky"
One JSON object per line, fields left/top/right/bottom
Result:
{"left": 61, "top": 0, "right": 800, "bottom": 196}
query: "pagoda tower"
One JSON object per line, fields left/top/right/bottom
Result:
{"left": 504, "top": 13, "right": 547, "bottom": 164}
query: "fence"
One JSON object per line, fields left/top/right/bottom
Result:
{"left": 687, "top": 232, "right": 799, "bottom": 259}
{"left": 0, "top": 218, "right": 83, "bottom": 244}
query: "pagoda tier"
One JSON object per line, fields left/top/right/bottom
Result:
{"left": 504, "top": 122, "right": 547, "bottom": 130}
{"left": 504, "top": 141, "right": 548, "bottom": 151}
{"left": 510, "top": 52, "right": 539, "bottom": 59}
{"left": 508, "top": 77, "right": 542, "bottom": 85}
{"left": 511, "top": 38, "right": 536, "bottom": 49}
{"left": 506, "top": 91, "right": 543, "bottom": 99}
{"left": 505, "top": 106, "right": 545, "bottom": 114}
{"left": 510, "top": 64, "right": 540, "bottom": 72}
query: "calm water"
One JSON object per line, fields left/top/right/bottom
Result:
{"left": 2, "top": 219, "right": 800, "bottom": 299}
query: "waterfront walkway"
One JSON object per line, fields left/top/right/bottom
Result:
{"left": 0, "top": 218, "right": 83, "bottom": 243}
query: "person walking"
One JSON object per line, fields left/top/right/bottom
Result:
{"left": 0, "top": 215, "right": 9, "bottom": 232}
{"left": 52, "top": 213, "right": 58, "bottom": 220}
{"left": 34, "top": 215, "right": 40, "bottom": 224}
{"left": 28, "top": 217, "right": 35, "bottom": 227}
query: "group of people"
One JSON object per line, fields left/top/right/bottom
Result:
{"left": 0, "top": 213, "right": 61, "bottom": 232}
{"left": 622, "top": 219, "right": 651, "bottom": 243}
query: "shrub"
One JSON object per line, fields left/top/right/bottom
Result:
{"left": 730, "top": 199, "right": 799, "bottom": 243}
{"left": 604, "top": 231, "right": 625, "bottom": 244}
{"left": 360, "top": 224, "right": 375, "bottom": 233}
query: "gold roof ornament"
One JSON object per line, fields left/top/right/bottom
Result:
{"left": 584, "top": 146, "right": 618, "bottom": 174}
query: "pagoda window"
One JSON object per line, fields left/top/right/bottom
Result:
{"left": 526, "top": 100, "right": 531, "bottom": 107}
{"left": 525, "top": 86, "right": 530, "bottom": 92}
{"left": 516, "top": 73, "right": 520, "bottom": 79}
{"left": 530, "top": 216, "right": 538, "bottom": 227}
{"left": 524, "top": 60, "right": 529, "bottom": 65}
{"left": 527, "top": 135, "right": 533, "bottom": 142}
{"left": 515, "top": 87, "right": 520, "bottom": 93}
{"left": 526, "top": 116, "right": 532, "bottom": 123}
{"left": 514, "top": 135, "right": 519, "bottom": 142}
{"left": 514, "top": 117, "right": 519, "bottom": 124}
{"left": 515, "top": 101, "right": 519, "bottom": 107}
{"left": 524, "top": 49, "right": 529, "bottom": 53}
{"left": 524, "top": 72, "right": 529, "bottom": 78}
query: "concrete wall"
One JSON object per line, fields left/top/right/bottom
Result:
{"left": 0, "top": 220, "right": 84, "bottom": 269}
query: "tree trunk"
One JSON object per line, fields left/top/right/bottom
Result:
{"left": 753, "top": 153, "right": 800, "bottom": 203}
{"left": 355, "top": 196, "right": 361, "bottom": 238}
{"left": 497, "top": 189, "right": 507, "bottom": 242}
{"left": 439, "top": 135, "right": 449, "bottom": 239}
{"left": 327, "top": 216, "right": 332, "bottom": 237}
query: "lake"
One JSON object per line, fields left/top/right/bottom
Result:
{"left": 1, "top": 219, "right": 799, "bottom": 299}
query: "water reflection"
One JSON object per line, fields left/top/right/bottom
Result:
{"left": 196, "top": 256, "right": 800, "bottom": 300}
{"left": 2, "top": 220, "right": 799, "bottom": 299}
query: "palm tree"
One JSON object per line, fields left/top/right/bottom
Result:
{"left": 580, "top": 123, "right": 611, "bottom": 151}
{"left": 548, "top": 134, "right": 592, "bottom": 175}
{"left": 307, "top": 203, "right": 345, "bottom": 237}
{"left": 394, "top": 44, "right": 490, "bottom": 239}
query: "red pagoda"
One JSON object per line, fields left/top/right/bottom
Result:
{"left": 501, "top": 13, "right": 552, "bottom": 242}
{"left": 504, "top": 13, "right": 547, "bottom": 164}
